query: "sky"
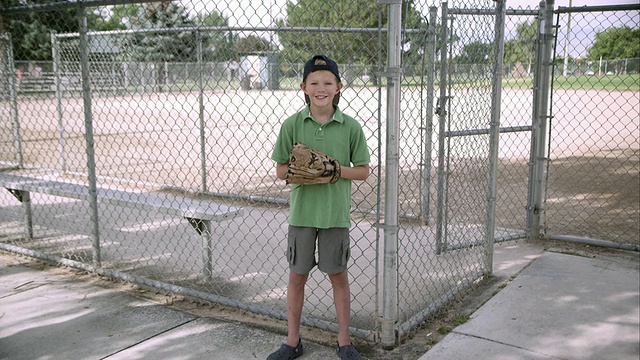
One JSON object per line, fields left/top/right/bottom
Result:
{"left": 185, "top": 0, "right": 639, "bottom": 28}
{"left": 183, "top": 0, "right": 639, "bottom": 57}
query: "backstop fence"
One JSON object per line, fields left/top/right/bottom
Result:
{"left": 0, "top": 0, "right": 638, "bottom": 348}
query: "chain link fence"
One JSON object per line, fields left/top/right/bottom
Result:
{"left": 546, "top": 4, "right": 639, "bottom": 247}
{"left": 1, "top": 0, "right": 638, "bottom": 348}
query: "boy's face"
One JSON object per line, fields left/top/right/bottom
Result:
{"left": 301, "top": 70, "right": 342, "bottom": 108}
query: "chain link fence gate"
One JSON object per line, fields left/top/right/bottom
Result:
{"left": 545, "top": 3, "right": 639, "bottom": 250}
{"left": 392, "top": 0, "right": 507, "bottom": 343}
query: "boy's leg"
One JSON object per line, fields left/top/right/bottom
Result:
{"left": 328, "top": 269, "right": 351, "bottom": 346}
{"left": 317, "top": 228, "right": 352, "bottom": 346}
{"left": 286, "top": 271, "right": 309, "bottom": 346}
{"left": 284, "top": 226, "right": 317, "bottom": 346}
{"left": 330, "top": 270, "right": 365, "bottom": 360}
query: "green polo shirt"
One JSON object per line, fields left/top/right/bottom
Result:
{"left": 271, "top": 106, "right": 370, "bottom": 228}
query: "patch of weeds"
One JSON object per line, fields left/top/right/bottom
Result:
{"left": 452, "top": 313, "right": 470, "bottom": 326}
{"left": 437, "top": 326, "right": 451, "bottom": 335}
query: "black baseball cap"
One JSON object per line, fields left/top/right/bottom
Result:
{"left": 302, "top": 55, "right": 341, "bottom": 82}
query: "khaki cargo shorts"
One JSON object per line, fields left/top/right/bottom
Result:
{"left": 287, "top": 225, "right": 350, "bottom": 275}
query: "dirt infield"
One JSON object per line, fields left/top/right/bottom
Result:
{"left": 1, "top": 87, "right": 638, "bottom": 245}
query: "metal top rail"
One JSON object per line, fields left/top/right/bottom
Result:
{"left": 556, "top": 4, "right": 640, "bottom": 13}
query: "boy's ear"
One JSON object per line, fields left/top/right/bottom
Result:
{"left": 332, "top": 82, "right": 342, "bottom": 105}
{"left": 300, "top": 82, "right": 310, "bottom": 104}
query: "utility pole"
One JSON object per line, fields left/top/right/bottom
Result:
{"left": 562, "top": 0, "right": 572, "bottom": 76}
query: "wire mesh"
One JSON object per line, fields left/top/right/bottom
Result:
{"left": 395, "top": 1, "right": 501, "bottom": 340}
{"left": 496, "top": 8, "right": 539, "bottom": 239}
{"left": 0, "top": 0, "right": 388, "bottom": 342}
{"left": 547, "top": 6, "right": 639, "bottom": 246}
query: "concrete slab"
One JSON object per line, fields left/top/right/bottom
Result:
{"left": 423, "top": 332, "right": 558, "bottom": 359}
{"left": 420, "top": 252, "right": 640, "bottom": 360}
{"left": 491, "top": 242, "right": 545, "bottom": 279}
{"left": 0, "top": 255, "right": 341, "bottom": 360}
{"left": 107, "top": 317, "right": 338, "bottom": 360}
{"left": 0, "top": 263, "right": 196, "bottom": 360}
{"left": 2, "top": 246, "right": 638, "bottom": 360}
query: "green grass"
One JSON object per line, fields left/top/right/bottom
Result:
{"left": 452, "top": 313, "right": 470, "bottom": 326}
{"left": 400, "top": 73, "right": 639, "bottom": 92}
{"left": 74, "top": 73, "right": 635, "bottom": 94}
{"left": 503, "top": 74, "right": 639, "bottom": 92}
{"left": 435, "top": 313, "right": 470, "bottom": 336}
{"left": 202, "top": 73, "right": 640, "bottom": 92}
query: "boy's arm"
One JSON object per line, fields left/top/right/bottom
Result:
{"left": 340, "top": 164, "right": 370, "bottom": 181}
{"left": 276, "top": 162, "right": 289, "bottom": 180}
{"left": 277, "top": 162, "right": 369, "bottom": 181}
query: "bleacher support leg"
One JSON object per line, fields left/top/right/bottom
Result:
{"left": 6, "top": 189, "right": 33, "bottom": 239}
{"left": 187, "top": 218, "right": 213, "bottom": 278}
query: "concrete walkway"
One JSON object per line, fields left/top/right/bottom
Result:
{"left": 1, "top": 246, "right": 638, "bottom": 360}
{"left": 0, "top": 253, "right": 337, "bottom": 360}
{"left": 420, "top": 251, "right": 640, "bottom": 360}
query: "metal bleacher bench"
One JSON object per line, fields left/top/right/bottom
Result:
{"left": 0, "top": 173, "right": 243, "bottom": 277}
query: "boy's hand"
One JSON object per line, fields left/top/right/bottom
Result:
{"left": 286, "top": 143, "right": 341, "bottom": 184}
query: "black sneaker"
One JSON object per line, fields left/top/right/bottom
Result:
{"left": 336, "top": 342, "right": 364, "bottom": 360}
{"left": 267, "top": 338, "right": 304, "bottom": 360}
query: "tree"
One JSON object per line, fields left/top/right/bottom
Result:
{"left": 401, "top": 21, "right": 460, "bottom": 78}
{"left": 276, "top": 0, "right": 428, "bottom": 84}
{"left": 456, "top": 41, "right": 493, "bottom": 65}
{"left": 2, "top": 0, "right": 83, "bottom": 61}
{"left": 1, "top": 1, "right": 143, "bottom": 61}
{"left": 198, "top": 10, "right": 236, "bottom": 62}
{"left": 587, "top": 26, "right": 640, "bottom": 61}
{"left": 126, "top": 2, "right": 198, "bottom": 63}
{"left": 236, "top": 35, "right": 273, "bottom": 55}
{"left": 92, "top": 5, "right": 139, "bottom": 31}
{"left": 503, "top": 19, "right": 537, "bottom": 65}
{"left": 121, "top": 2, "right": 200, "bottom": 91}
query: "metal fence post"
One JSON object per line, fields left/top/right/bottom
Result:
{"left": 5, "top": 33, "right": 24, "bottom": 168}
{"left": 421, "top": 7, "right": 438, "bottom": 226}
{"left": 527, "top": 0, "right": 555, "bottom": 241}
{"left": 485, "top": 0, "right": 507, "bottom": 274}
{"left": 435, "top": 2, "right": 450, "bottom": 255}
{"left": 380, "top": 0, "right": 403, "bottom": 350}
{"left": 562, "top": 0, "right": 573, "bottom": 76}
{"left": 196, "top": 30, "right": 208, "bottom": 193}
{"left": 78, "top": 5, "right": 101, "bottom": 267}
{"left": 51, "top": 31, "right": 67, "bottom": 173}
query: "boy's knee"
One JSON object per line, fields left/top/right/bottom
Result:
{"left": 289, "top": 272, "right": 309, "bottom": 287}
{"left": 328, "top": 270, "right": 349, "bottom": 286}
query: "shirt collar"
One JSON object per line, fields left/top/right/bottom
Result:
{"left": 303, "top": 105, "right": 345, "bottom": 124}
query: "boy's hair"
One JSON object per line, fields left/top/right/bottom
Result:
{"left": 303, "top": 54, "right": 341, "bottom": 82}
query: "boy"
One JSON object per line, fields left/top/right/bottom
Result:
{"left": 268, "top": 55, "right": 370, "bottom": 360}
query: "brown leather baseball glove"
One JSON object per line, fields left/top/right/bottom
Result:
{"left": 285, "top": 143, "right": 341, "bottom": 184}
